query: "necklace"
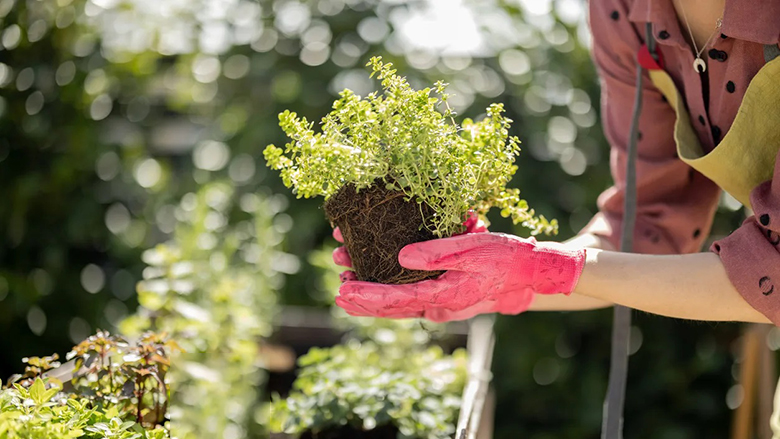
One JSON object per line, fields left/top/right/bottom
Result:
{"left": 675, "top": 0, "right": 723, "bottom": 73}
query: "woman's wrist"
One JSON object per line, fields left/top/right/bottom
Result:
{"left": 526, "top": 233, "right": 614, "bottom": 312}
{"left": 564, "top": 232, "right": 616, "bottom": 252}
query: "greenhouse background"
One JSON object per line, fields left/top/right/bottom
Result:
{"left": 0, "top": 0, "right": 769, "bottom": 437}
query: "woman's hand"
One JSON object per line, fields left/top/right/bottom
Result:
{"left": 334, "top": 232, "right": 586, "bottom": 322}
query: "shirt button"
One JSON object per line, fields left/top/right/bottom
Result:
{"left": 712, "top": 125, "right": 722, "bottom": 143}
{"left": 658, "top": 30, "right": 670, "bottom": 40}
{"left": 708, "top": 49, "right": 728, "bottom": 62}
{"left": 698, "top": 115, "right": 706, "bottom": 125}
{"left": 726, "top": 81, "right": 736, "bottom": 93}
{"left": 760, "top": 276, "right": 775, "bottom": 296}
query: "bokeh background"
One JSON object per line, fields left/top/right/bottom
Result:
{"left": 0, "top": 0, "right": 768, "bottom": 437}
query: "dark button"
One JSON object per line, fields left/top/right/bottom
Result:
{"left": 693, "top": 228, "right": 701, "bottom": 238}
{"left": 708, "top": 49, "right": 728, "bottom": 62}
{"left": 720, "top": 33, "right": 728, "bottom": 39}
{"left": 658, "top": 30, "right": 670, "bottom": 40}
{"left": 610, "top": 10, "right": 620, "bottom": 20}
{"left": 698, "top": 115, "right": 706, "bottom": 125}
{"left": 760, "top": 214, "right": 771, "bottom": 226}
{"left": 712, "top": 125, "right": 722, "bottom": 143}
{"left": 726, "top": 81, "right": 735, "bottom": 93}
{"left": 637, "top": 131, "right": 643, "bottom": 140}
{"left": 759, "top": 276, "right": 774, "bottom": 296}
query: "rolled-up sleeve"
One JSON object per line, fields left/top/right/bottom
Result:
{"left": 582, "top": 0, "right": 721, "bottom": 255}
{"left": 712, "top": 149, "right": 780, "bottom": 325}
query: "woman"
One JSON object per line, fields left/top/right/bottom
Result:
{"left": 333, "top": 0, "right": 780, "bottom": 326}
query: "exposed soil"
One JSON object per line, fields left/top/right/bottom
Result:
{"left": 323, "top": 182, "right": 444, "bottom": 284}
{"left": 300, "top": 424, "right": 400, "bottom": 439}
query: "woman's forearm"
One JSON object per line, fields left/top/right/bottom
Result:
{"left": 574, "top": 249, "right": 770, "bottom": 324}
{"left": 530, "top": 292, "right": 613, "bottom": 311}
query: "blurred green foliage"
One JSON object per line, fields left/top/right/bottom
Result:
{"left": 277, "top": 244, "right": 471, "bottom": 438}
{"left": 121, "top": 182, "right": 283, "bottom": 439}
{"left": 1, "top": 378, "right": 169, "bottom": 439}
{"left": 0, "top": 0, "right": 758, "bottom": 438}
{"left": 270, "top": 341, "right": 467, "bottom": 439}
{"left": 0, "top": 329, "right": 177, "bottom": 439}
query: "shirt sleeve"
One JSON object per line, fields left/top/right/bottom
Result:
{"left": 581, "top": 0, "right": 721, "bottom": 255}
{"left": 712, "top": 149, "right": 780, "bottom": 326}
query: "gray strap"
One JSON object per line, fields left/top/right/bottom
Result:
{"left": 765, "top": 44, "right": 780, "bottom": 63}
{"left": 601, "top": 21, "right": 653, "bottom": 439}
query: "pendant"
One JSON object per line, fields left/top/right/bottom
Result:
{"left": 693, "top": 57, "right": 706, "bottom": 73}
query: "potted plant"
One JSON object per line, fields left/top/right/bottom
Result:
{"left": 264, "top": 57, "right": 555, "bottom": 284}
{"left": 269, "top": 340, "right": 467, "bottom": 439}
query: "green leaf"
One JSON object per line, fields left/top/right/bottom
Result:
{"left": 104, "top": 404, "right": 120, "bottom": 419}
{"left": 29, "top": 378, "right": 46, "bottom": 405}
{"left": 42, "top": 387, "right": 60, "bottom": 403}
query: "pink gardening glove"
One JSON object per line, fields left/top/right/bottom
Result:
{"left": 334, "top": 233, "right": 586, "bottom": 322}
{"left": 331, "top": 211, "right": 487, "bottom": 281}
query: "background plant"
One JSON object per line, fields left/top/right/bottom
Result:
{"left": 4, "top": 331, "right": 176, "bottom": 428}
{"left": 120, "top": 181, "right": 285, "bottom": 439}
{"left": 265, "top": 57, "right": 555, "bottom": 238}
{"left": 270, "top": 341, "right": 467, "bottom": 439}
{"left": 273, "top": 247, "right": 466, "bottom": 439}
{"left": 1, "top": 328, "right": 176, "bottom": 439}
{"left": 1, "top": 377, "right": 170, "bottom": 439}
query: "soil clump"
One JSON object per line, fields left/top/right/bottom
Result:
{"left": 324, "top": 182, "right": 444, "bottom": 284}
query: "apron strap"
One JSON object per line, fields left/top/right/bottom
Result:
{"left": 601, "top": 19, "right": 655, "bottom": 439}
{"left": 765, "top": 44, "right": 780, "bottom": 63}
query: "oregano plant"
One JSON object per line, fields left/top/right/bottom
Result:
{"left": 264, "top": 56, "right": 556, "bottom": 239}
{"left": 265, "top": 57, "right": 556, "bottom": 284}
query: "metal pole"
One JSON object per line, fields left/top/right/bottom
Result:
{"left": 456, "top": 315, "right": 496, "bottom": 439}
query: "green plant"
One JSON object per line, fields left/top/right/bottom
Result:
{"left": 270, "top": 341, "right": 467, "bottom": 439}
{"left": 1, "top": 329, "right": 175, "bottom": 439}
{"left": 68, "top": 331, "right": 178, "bottom": 427}
{"left": 120, "top": 182, "right": 284, "bottom": 439}
{"left": 0, "top": 377, "right": 169, "bottom": 439}
{"left": 2, "top": 181, "right": 285, "bottom": 439}
{"left": 264, "top": 57, "right": 556, "bottom": 238}
{"left": 4, "top": 331, "right": 176, "bottom": 428}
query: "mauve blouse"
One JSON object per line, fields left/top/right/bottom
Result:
{"left": 582, "top": 0, "right": 780, "bottom": 323}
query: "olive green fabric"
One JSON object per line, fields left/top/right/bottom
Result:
{"left": 647, "top": 56, "right": 780, "bottom": 208}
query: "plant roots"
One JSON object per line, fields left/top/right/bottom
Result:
{"left": 324, "top": 183, "right": 444, "bottom": 284}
